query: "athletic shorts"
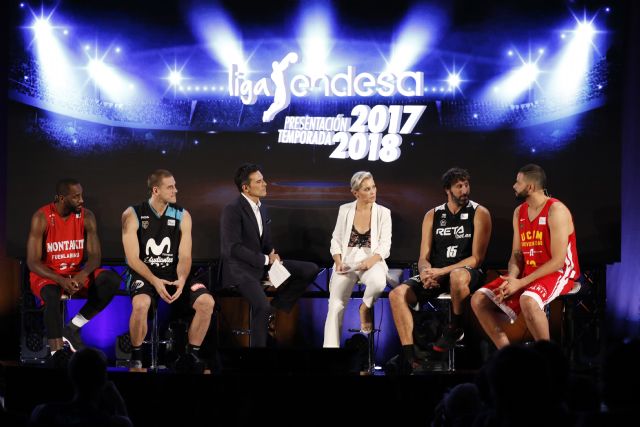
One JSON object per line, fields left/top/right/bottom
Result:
{"left": 30, "top": 268, "right": 107, "bottom": 303}
{"left": 476, "top": 271, "right": 575, "bottom": 321}
{"left": 127, "top": 269, "right": 210, "bottom": 310}
{"left": 403, "top": 266, "right": 485, "bottom": 305}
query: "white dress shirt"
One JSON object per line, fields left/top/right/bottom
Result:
{"left": 241, "top": 193, "right": 269, "bottom": 265}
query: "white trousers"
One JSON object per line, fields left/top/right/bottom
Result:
{"left": 322, "top": 262, "right": 387, "bottom": 348}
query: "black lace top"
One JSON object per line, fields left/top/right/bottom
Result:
{"left": 348, "top": 225, "right": 371, "bottom": 248}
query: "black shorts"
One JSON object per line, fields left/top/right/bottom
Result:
{"left": 403, "top": 266, "right": 485, "bottom": 305}
{"left": 127, "top": 268, "right": 210, "bottom": 310}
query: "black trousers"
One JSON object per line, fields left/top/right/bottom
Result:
{"left": 40, "top": 270, "right": 121, "bottom": 339}
{"left": 234, "top": 259, "right": 318, "bottom": 348}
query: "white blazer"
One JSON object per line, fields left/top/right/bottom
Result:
{"left": 330, "top": 201, "right": 392, "bottom": 272}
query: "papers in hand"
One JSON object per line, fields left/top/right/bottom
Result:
{"left": 336, "top": 263, "right": 358, "bottom": 274}
{"left": 268, "top": 259, "right": 291, "bottom": 288}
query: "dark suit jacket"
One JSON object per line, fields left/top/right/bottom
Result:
{"left": 219, "top": 195, "right": 273, "bottom": 287}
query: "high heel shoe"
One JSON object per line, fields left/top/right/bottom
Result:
{"left": 359, "top": 303, "right": 373, "bottom": 333}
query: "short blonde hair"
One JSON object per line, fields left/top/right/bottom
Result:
{"left": 350, "top": 171, "right": 373, "bottom": 192}
{"left": 147, "top": 169, "right": 173, "bottom": 196}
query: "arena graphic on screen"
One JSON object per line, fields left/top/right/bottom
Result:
{"left": 7, "top": 0, "right": 621, "bottom": 267}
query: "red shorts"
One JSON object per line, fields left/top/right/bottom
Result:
{"left": 477, "top": 270, "right": 575, "bottom": 321}
{"left": 29, "top": 268, "right": 107, "bottom": 303}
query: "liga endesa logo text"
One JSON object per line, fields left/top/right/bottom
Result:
{"left": 228, "top": 52, "right": 425, "bottom": 122}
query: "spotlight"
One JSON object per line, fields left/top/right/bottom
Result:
{"left": 446, "top": 72, "right": 461, "bottom": 89}
{"left": 575, "top": 21, "right": 596, "bottom": 41}
{"left": 521, "top": 62, "right": 539, "bottom": 83}
{"left": 33, "top": 18, "right": 52, "bottom": 39}
{"left": 168, "top": 70, "right": 182, "bottom": 86}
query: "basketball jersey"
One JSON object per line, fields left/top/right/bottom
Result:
{"left": 519, "top": 198, "right": 580, "bottom": 278}
{"left": 131, "top": 201, "right": 183, "bottom": 278}
{"left": 38, "top": 203, "right": 85, "bottom": 274}
{"left": 430, "top": 201, "right": 478, "bottom": 268}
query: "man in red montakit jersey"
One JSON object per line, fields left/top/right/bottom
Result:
{"left": 26, "top": 179, "right": 121, "bottom": 367}
{"left": 471, "top": 164, "right": 580, "bottom": 349}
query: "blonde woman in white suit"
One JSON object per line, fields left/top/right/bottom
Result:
{"left": 323, "top": 171, "right": 392, "bottom": 347}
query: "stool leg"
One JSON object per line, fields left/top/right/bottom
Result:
{"left": 368, "top": 304, "right": 375, "bottom": 374}
{"left": 446, "top": 299, "right": 455, "bottom": 372}
{"left": 150, "top": 308, "right": 159, "bottom": 372}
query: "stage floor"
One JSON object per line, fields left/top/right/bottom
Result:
{"left": 3, "top": 360, "right": 478, "bottom": 426}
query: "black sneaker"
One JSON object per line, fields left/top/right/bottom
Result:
{"left": 433, "top": 326, "right": 464, "bottom": 353}
{"left": 174, "top": 353, "right": 204, "bottom": 374}
{"left": 46, "top": 348, "right": 73, "bottom": 369}
{"left": 410, "top": 358, "right": 433, "bottom": 375}
{"left": 62, "top": 325, "right": 87, "bottom": 352}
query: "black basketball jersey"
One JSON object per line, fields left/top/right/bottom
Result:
{"left": 131, "top": 201, "right": 183, "bottom": 278}
{"left": 430, "top": 200, "right": 478, "bottom": 268}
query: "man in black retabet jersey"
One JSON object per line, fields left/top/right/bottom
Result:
{"left": 389, "top": 168, "right": 492, "bottom": 372}
{"left": 122, "top": 169, "right": 215, "bottom": 371}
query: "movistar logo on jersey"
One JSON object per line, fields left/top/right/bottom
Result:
{"left": 144, "top": 237, "right": 173, "bottom": 268}
{"left": 146, "top": 237, "right": 170, "bottom": 255}
{"left": 436, "top": 226, "right": 471, "bottom": 239}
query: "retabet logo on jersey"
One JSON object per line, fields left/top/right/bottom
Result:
{"left": 435, "top": 226, "right": 471, "bottom": 239}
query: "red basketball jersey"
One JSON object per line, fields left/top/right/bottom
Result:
{"left": 518, "top": 198, "right": 580, "bottom": 279}
{"left": 39, "top": 203, "right": 86, "bottom": 274}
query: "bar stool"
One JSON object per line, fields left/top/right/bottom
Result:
{"left": 215, "top": 281, "right": 273, "bottom": 347}
{"left": 547, "top": 279, "right": 583, "bottom": 363}
{"left": 144, "top": 303, "right": 172, "bottom": 371}
{"left": 348, "top": 301, "right": 379, "bottom": 374}
{"left": 436, "top": 292, "right": 463, "bottom": 372}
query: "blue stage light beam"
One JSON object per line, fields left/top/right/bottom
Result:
{"left": 385, "top": 4, "right": 438, "bottom": 74}
{"left": 85, "top": 53, "right": 137, "bottom": 103}
{"left": 190, "top": 2, "right": 246, "bottom": 73}
{"left": 29, "top": 14, "right": 78, "bottom": 101}
{"left": 548, "top": 16, "right": 600, "bottom": 104}
{"left": 486, "top": 46, "right": 542, "bottom": 104}
{"left": 297, "top": 2, "right": 334, "bottom": 77}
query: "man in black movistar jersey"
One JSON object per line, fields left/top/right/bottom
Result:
{"left": 122, "top": 169, "right": 215, "bottom": 371}
{"left": 389, "top": 168, "right": 492, "bottom": 372}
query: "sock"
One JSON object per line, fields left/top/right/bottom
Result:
{"left": 131, "top": 345, "right": 143, "bottom": 362}
{"left": 402, "top": 344, "right": 415, "bottom": 362}
{"left": 187, "top": 344, "right": 201, "bottom": 358}
{"left": 451, "top": 313, "right": 463, "bottom": 329}
{"left": 70, "top": 314, "right": 89, "bottom": 328}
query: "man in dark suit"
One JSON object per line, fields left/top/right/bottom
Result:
{"left": 220, "top": 163, "right": 319, "bottom": 347}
